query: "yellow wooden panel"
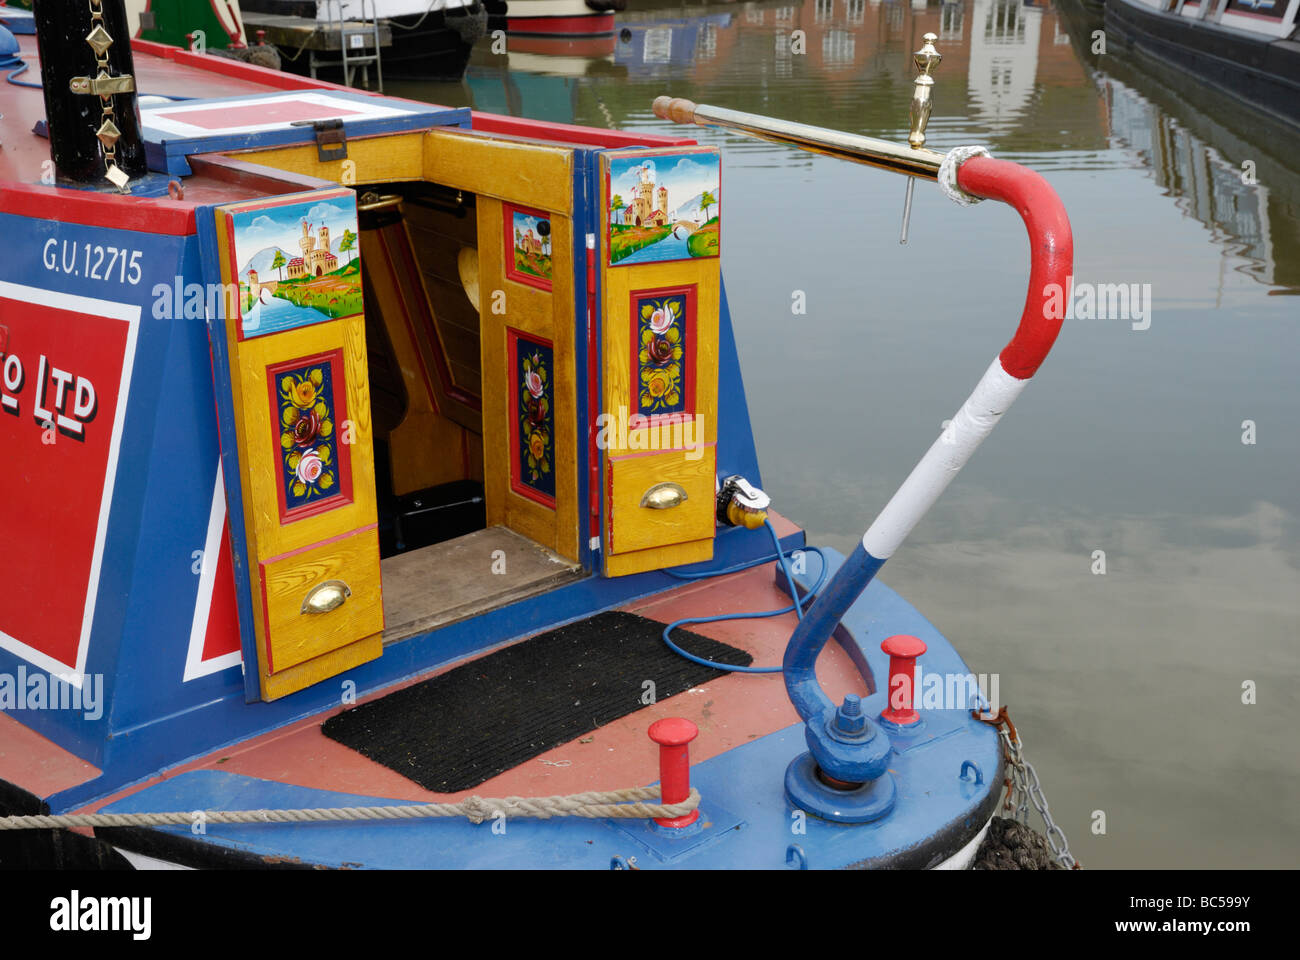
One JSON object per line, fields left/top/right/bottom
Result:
{"left": 596, "top": 152, "right": 722, "bottom": 574}
{"left": 261, "top": 528, "right": 385, "bottom": 674}
{"left": 360, "top": 224, "right": 471, "bottom": 495}
{"left": 476, "top": 197, "right": 580, "bottom": 563}
{"left": 262, "top": 633, "right": 383, "bottom": 702}
{"left": 421, "top": 130, "right": 574, "bottom": 215}
{"left": 229, "top": 314, "right": 378, "bottom": 561}
{"left": 214, "top": 197, "right": 384, "bottom": 701}
{"left": 604, "top": 538, "right": 713, "bottom": 578}
{"left": 598, "top": 169, "right": 720, "bottom": 457}
{"left": 478, "top": 197, "right": 510, "bottom": 533}
{"left": 607, "top": 447, "right": 716, "bottom": 555}
{"left": 225, "top": 132, "right": 426, "bottom": 184}
{"left": 601, "top": 262, "right": 719, "bottom": 452}
{"left": 549, "top": 214, "right": 580, "bottom": 564}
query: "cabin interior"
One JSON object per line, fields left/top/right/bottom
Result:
{"left": 354, "top": 180, "right": 583, "bottom": 644}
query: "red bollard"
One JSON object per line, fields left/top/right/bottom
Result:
{"left": 647, "top": 717, "right": 699, "bottom": 828}
{"left": 880, "top": 634, "right": 927, "bottom": 725}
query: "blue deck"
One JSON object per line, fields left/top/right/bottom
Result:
{"left": 98, "top": 551, "right": 1003, "bottom": 869}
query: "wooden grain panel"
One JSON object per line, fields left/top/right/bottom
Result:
{"left": 604, "top": 538, "right": 713, "bottom": 578}
{"left": 477, "top": 197, "right": 511, "bottom": 534}
{"left": 406, "top": 226, "right": 474, "bottom": 283}
{"left": 381, "top": 219, "right": 481, "bottom": 435}
{"left": 226, "top": 132, "right": 426, "bottom": 185}
{"left": 213, "top": 200, "right": 385, "bottom": 701}
{"left": 261, "top": 528, "right": 385, "bottom": 674}
{"left": 421, "top": 130, "right": 574, "bottom": 215}
{"left": 403, "top": 201, "right": 478, "bottom": 244}
{"left": 380, "top": 526, "right": 580, "bottom": 642}
{"left": 476, "top": 196, "right": 580, "bottom": 563}
{"left": 597, "top": 152, "right": 723, "bottom": 573}
{"left": 230, "top": 315, "right": 378, "bottom": 561}
{"left": 422, "top": 276, "right": 481, "bottom": 332}
{"left": 262, "top": 633, "right": 382, "bottom": 702}
{"left": 360, "top": 224, "right": 473, "bottom": 494}
{"left": 607, "top": 447, "right": 717, "bottom": 555}
{"left": 600, "top": 259, "right": 719, "bottom": 451}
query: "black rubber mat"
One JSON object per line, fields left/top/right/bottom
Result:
{"left": 320, "top": 611, "right": 753, "bottom": 792}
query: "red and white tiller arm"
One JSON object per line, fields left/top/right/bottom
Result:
{"left": 863, "top": 151, "right": 1073, "bottom": 561}
{"left": 785, "top": 148, "right": 1074, "bottom": 724}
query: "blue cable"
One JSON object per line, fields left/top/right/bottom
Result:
{"left": 3, "top": 60, "right": 40, "bottom": 88}
{"left": 660, "top": 518, "right": 829, "bottom": 674}
{"left": 5, "top": 60, "right": 192, "bottom": 98}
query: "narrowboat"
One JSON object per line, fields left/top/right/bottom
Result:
{"left": 485, "top": 0, "right": 627, "bottom": 39}
{"left": 227, "top": 0, "right": 488, "bottom": 79}
{"left": 0, "top": 5, "right": 1076, "bottom": 870}
{"left": 1104, "top": 0, "right": 1300, "bottom": 129}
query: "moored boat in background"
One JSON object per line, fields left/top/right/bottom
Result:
{"left": 234, "top": 0, "right": 488, "bottom": 79}
{"left": 1104, "top": 0, "right": 1300, "bottom": 129}
{"left": 486, "top": 0, "right": 627, "bottom": 38}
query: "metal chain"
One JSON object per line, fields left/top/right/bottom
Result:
{"left": 85, "top": 0, "right": 128, "bottom": 190}
{"left": 974, "top": 705, "right": 1079, "bottom": 870}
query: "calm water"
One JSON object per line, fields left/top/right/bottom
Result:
{"left": 390, "top": 0, "right": 1300, "bottom": 868}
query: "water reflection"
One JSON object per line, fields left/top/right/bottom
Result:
{"left": 390, "top": 0, "right": 1300, "bottom": 295}
{"left": 388, "top": 0, "right": 1300, "bottom": 867}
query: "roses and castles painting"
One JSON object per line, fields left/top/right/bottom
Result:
{"left": 606, "top": 149, "right": 720, "bottom": 266}
{"left": 223, "top": 189, "right": 364, "bottom": 339}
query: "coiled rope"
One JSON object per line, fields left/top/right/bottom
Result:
{"left": 0, "top": 786, "right": 700, "bottom": 831}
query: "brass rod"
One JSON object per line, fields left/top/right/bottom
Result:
{"left": 652, "top": 97, "right": 944, "bottom": 181}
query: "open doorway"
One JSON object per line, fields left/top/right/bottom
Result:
{"left": 355, "top": 181, "right": 582, "bottom": 644}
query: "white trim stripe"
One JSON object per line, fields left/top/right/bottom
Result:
{"left": 142, "top": 92, "right": 416, "bottom": 138}
{"left": 183, "top": 464, "right": 242, "bottom": 682}
{"left": 0, "top": 281, "right": 140, "bottom": 688}
{"left": 863, "top": 358, "right": 1029, "bottom": 560}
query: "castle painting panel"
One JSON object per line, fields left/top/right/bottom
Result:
{"left": 225, "top": 190, "right": 363, "bottom": 339}
{"left": 606, "top": 149, "right": 720, "bottom": 266}
{"left": 504, "top": 203, "right": 554, "bottom": 291}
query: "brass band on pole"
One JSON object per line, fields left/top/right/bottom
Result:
{"left": 651, "top": 96, "right": 944, "bottom": 181}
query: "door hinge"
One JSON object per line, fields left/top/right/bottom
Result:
{"left": 298, "top": 117, "right": 348, "bottom": 163}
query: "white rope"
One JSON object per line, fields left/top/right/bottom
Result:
{"left": 938, "top": 145, "right": 992, "bottom": 206}
{"left": 0, "top": 786, "right": 701, "bottom": 831}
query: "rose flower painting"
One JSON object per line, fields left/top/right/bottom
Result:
{"left": 275, "top": 361, "right": 341, "bottom": 512}
{"left": 514, "top": 339, "right": 556, "bottom": 504}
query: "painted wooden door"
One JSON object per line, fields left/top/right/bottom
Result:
{"left": 458, "top": 137, "right": 581, "bottom": 563}
{"left": 208, "top": 188, "right": 383, "bottom": 702}
{"left": 600, "top": 147, "right": 722, "bottom": 577}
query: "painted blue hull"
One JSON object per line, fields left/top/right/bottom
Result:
{"left": 90, "top": 553, "right": 1003, "bottom": 870}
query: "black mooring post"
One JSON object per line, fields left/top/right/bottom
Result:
{"left": 32, "top": 0, "right": 147, "bottom": 187}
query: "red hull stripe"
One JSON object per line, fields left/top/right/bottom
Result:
{"left": 506, "top": 14, "right": 615, "bottom": 35}
{"left": 0, "top": 182, "right": 197, "bottom": 235}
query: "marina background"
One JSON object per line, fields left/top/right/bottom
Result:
{"left": 389, "top": 0, "right": 1300, "bottom": 868}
